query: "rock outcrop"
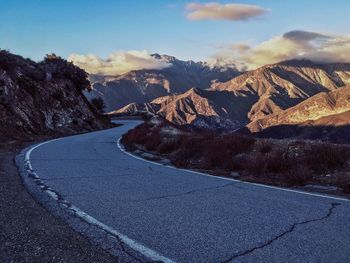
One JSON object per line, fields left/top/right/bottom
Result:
{"left": 0, "top": 50, "right": 111, "bottom": 141}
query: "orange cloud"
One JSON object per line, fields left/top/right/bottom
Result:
{"left": 186, "top": 2, "right": 268, "bottom": 21}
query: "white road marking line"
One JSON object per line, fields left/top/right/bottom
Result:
{"left": 117, "top": 137, "right": 350, "bottom": 203}
{"left": 71, "top": 204, "right": 174, "bottom": 263}
{"left": 25, "top": 135, "right": 176, "bottom": 263}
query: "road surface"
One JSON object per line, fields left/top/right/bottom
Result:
{"left": 23, "top": 120, "right": 350, "bottom": 262}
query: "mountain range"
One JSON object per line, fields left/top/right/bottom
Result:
{"left": 84, "top": 54, "right": 239, "bottom": 112}
{"left": 2, "top": 49, "right": 348, "bottom": 143}
{"left": 109, "top": 59, "right": 350, "bottom": 141}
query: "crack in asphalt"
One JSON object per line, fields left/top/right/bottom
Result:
{"left": 221, "top": 202, "right": 341, "bottom": 263}
{"left": 131, "top": 182, "right": 236, "bottom": 202}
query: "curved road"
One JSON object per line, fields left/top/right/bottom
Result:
{"left": 23, "top": 120, "right": 350, "bottom": 262}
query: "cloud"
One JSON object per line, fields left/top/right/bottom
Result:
{"left": 68, "top": 50, "right": 171, "bottom": 75}
{"left": 186, "top": 2, "right": 268, "bottom": 21}
{"left": 283, "top": 30, "right": 329, "bottom": 43}
{"left": 211, "top": 30, "right": 350, "bottom": 70}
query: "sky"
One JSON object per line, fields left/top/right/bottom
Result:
{"left": 1, "top": 0, "right": 350, "bottom": 74}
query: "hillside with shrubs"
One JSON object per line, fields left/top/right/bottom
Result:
{"left": 0, "top": 50, "right": 111, "bottom": 141}
{"left": 122, "top": 117, "right": 350, "bottom": 193}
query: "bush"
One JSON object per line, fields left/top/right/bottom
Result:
{"left": 0, "top": 50, "right": 17, "bottom": 71}
{"left": 27, "top": 68, "right": 45, "bottom": 81}
{"left": 246, "top": 154, "right": 266, "bottom": 175}
{"left": 335, "top": 173, "right": 350, "bottom": 193}
{"left": 305, "top": 143, "right": 349, "bottom": 173}
{"left": 157, "top": 138, "right": 179, "bottom": 154}
{"left": 41, "top": 54, "right": 90, "bottom": 91}
{"left": 91, "top": 97, "right": 106, "bottom": 112}
{"left": 122, "top": 122, "right": 155, "bottom": 150}
{"left": 257, "top": 140, "right": 273, "bottom": 154}
{"left": 16, "top": 76, "right": 38, "bottom": 96}
{"left": 52, "top": 89, "right": 64, "bottom": 101}
{"left": 280, "top": 164, "right": 313, "bottom": 185}
{"left": 173, "top": 135, "right": 204, "bottom": 167}
{"left": 122, "top": 119, "right": 350, "bottom": 189}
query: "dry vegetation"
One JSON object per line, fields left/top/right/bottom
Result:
{"left": 122, "top": 118, "right": 350, "bottom": 193}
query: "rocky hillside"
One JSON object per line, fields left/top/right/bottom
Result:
{"left": 245, "top": 87, "right": 350, "bottom": 143}
{"left": 84, "top": 54, "right": 239, "bottom": 112}
{"left": 112, "top": 88, "right": 254, "bottom": 129}
{"left": 115, "top": 60, "right": 350, "bottom": 133}
{"left": 0, "top": 50, "right": 111, "bottom": 141}
{"left": 211, "top": 60, "right": 350, "bottom": 122}
{"left": 247, "top": 86, "right": 350, "bottom": 132}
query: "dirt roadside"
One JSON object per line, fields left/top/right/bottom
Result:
{"left": 0, "top": 142, "right": 116, "bottom": 263}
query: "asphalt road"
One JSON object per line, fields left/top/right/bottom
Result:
{"left": 25, "top": 120, "right": 350, "bottom": 262}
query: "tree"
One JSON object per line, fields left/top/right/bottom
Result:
{"left": 91, "top": 97, "right": 106, "bottom": 112}
{"left": 41, "top": 53, "right": 91, "bottom": 91}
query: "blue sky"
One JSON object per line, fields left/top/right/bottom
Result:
{"left": 0, "top": 0, "right": 349, "bottom": 63}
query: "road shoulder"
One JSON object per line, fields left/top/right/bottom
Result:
{"left": 0, "top": 142, "right": 116, "bottom": 262}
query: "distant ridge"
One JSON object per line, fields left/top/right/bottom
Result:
{"left": 115, "top": 60, "right": 350, "bottom": 135}
{"left": 84, "top": 54, "right": 240, "bottom": 112}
